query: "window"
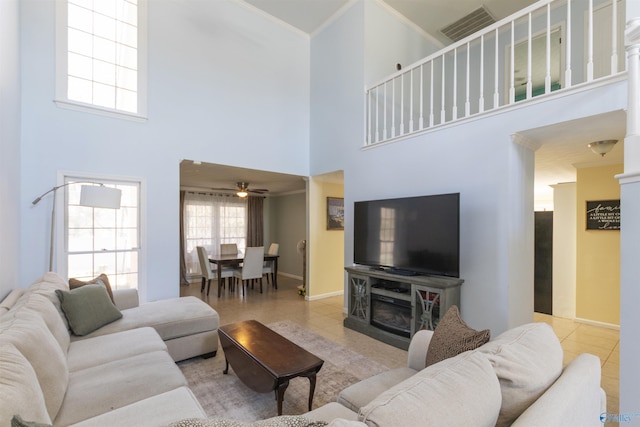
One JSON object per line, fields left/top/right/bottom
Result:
{"left": 56, "top": 0, "right": 147, "bottom": 119}
{"left": 64, "top": 177, "right": 141, "bottom": 289}
{"left": 183, "top": 193, "right": 247, "bottom": 277}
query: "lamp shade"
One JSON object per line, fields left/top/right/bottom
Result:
{"left": 79, "top": 185, "right": 122, "bottom": 209}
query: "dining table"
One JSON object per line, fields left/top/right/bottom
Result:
{"left": 209, "top": 251, "right": 279, "bottom": 297}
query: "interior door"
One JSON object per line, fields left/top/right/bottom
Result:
{"left": 534, "top": 211, "right": 553, "bottom": 315}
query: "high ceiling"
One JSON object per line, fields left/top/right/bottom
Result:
{"left": 242, "top": 0, "right": 540, "bottom": 44}
{"left": 180, "top": 0, "right": 626, "bottom": 206}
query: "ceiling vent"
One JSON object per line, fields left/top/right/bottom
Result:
{"left": 440, "top": 6, "right": 496, "bottom": 42}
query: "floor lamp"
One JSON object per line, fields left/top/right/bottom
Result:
{"left": 32, "top": 183, "right": 122, "bottom": 272}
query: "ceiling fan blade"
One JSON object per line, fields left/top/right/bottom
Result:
{"left": 249, "top": 188, "right": 269, "bottom": 193}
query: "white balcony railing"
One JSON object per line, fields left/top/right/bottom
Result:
{"left": 366, "top": 0, "right": 626, "bottom": 145}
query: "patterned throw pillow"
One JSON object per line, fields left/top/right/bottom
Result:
{"left": 425, "top": 305, "right": 490, "bottom": 367}
{"left": 69, "top": 274, "right": 114, "bottom": 303}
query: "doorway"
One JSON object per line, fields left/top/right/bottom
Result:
{"left": 534, "top": 211, "right": 553, "bottom": 315}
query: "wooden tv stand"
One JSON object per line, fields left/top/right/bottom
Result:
{"left": 343, "top": 266, "right": 463, "bottom": 350}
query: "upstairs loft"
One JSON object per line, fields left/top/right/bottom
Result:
{"left": 365, "top": 0, "right": 627, "bottom": 146}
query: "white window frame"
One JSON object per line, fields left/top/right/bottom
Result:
{"left": 54, "top": 0, "right": 148, "bottom": 121}
{"left": 55, "top": 171, "right": 146, "bottom": 295}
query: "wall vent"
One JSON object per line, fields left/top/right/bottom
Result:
{"left": 440, "top": 6, "right": 496, "bottom": 42}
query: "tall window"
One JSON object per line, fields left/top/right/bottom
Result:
{"left": 56, "top": 0, "right": 147, "bottom": 119}
{"left": 64, "top": 177, "right": 141, "bottom": 289}
{"left": 183, "top": 193, "right": 247, "bottom": 277}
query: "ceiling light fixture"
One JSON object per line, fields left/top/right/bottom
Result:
{"left": 588, "top": 139, "right": 618, "bottom": 157}
{"left": 236, "top": 182, "right": 249, "bottom": 198}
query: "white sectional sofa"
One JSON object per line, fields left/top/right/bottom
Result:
{"left": 0, "top": 272, "right": 218, "bottom": 426}
{"left": 304, "top": 322, "right": 607, "bottom": 427}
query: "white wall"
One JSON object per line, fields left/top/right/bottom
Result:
{"left": 310, "top": 0, "right": 629, "bottom": 334}
{"left": 551, "top": 182, "right": 577, "bottom": 319}
{"left": 0, "top": 0, "right": 21, "bottom": 298}
{"left": 19, "top": 0, "right": 310, "bottom": 301}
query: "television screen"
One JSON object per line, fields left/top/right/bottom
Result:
{"left": 354, "top": 193, "right": 460, "bottom": 277}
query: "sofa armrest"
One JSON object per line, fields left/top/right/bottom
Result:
{"left": 112, "top": 288, "right": 139, "bottom": 310}
{"left": 511, "top": 353, "right": 604, "bottom": 427}
{"left": 407, "top": 329, "right": 433, "bottom": 371}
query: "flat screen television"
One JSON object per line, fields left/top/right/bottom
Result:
{"left": 353, "top": 193, "right": 460, "bottom": 277}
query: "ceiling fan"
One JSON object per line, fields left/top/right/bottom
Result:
{"left": 211, "top": 182, "right": 269, "bottom": 198}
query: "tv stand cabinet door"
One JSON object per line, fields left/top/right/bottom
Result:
{"left": 348, "top": 273, "right": 370, "bottom": 323}
{"left": 412, "top": 284, "right": 460, "bottom": 334}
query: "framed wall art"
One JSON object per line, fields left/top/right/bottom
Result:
{"left": 327, "top": 197, "right": 344, "bottom": 230}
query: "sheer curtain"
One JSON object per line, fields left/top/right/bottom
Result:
{"left": 182, "top": 192, "right": 247, "bottom": 278}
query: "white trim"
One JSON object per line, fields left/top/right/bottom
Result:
{"left": 575, "top": 316, "right": 620, "bottom": 330}
{"left": 278, "top": 272, "right": 303, "bottom": 280}
{"left": 305, "top": 290, "right": 344, "bottom": 301}
{"left": 311, "top": 0, "right": 359, "bottom": 38}
{"left": 616, "top": 171, "right": 640, "bottom": 184}
{"left": 54, "top": 99, "right": 148, "bottom": 122}
{"left": 368, "top": 0, "right": 444, "bottom": 48}
{"left": 234, "top": 0, "right": 309, "bottom": 39}
{"left": 511, "top": 133, "right": 542, "bottom": 151}
{"left": 54, "top": 0, "right": 148, "bottom": 119}
{"left": 363, "top": 72, "right": 627, "bottom": 149}
{"left": 55, "top": 170, "right": 147, "bottom": 301}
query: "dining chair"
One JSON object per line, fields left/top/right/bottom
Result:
{"left": 197, "top": 246, "right": 235, "bottom": 296}
{"left": 262, "top": 242, "right": 279, "bottom": 288}
{"left": 220, "top": 243, "right": 238, "bottom": 255}
{"left": 233, "top": 246, "right": 264, "bottom": 295}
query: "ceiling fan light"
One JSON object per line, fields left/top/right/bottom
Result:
{"left": 588, "top": 139, "right": 617, "bottom": 157}
{"left": 237, "top": 190, "right": 248, "bottom": 198}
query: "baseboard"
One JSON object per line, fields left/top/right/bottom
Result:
{"left": 574, "top": 317, "right": 620, "bottom": 330}
{"left": 305, "top": 290, "right": 344, "bottom": 301}
{"left": 278, "top": 272, "right": 303, "bottom": 280}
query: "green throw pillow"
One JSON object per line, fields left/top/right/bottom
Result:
{"left": 56, "top": 284, "right": 123, "bottom": 336}
{"left": 11, "top": 415, "right": 52, "bottom": 427}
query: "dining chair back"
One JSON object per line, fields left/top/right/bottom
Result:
{"left": 234, "top": 246, "right": 264, "bottom": 295}
{"left": 263, "top": 243, "right": 280, "bottom": 288}
{"left": 220, "top": 243, "right": 238, "bottom": 255}
{"left": 197, "top": 246, "right": 216, "bottom": 291}
{"left": 197, "top": 246, "right": 235, "bottom": 296}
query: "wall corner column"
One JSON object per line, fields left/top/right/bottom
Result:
{"left": 617, "top": 15, "right": 640, "bottom": 419}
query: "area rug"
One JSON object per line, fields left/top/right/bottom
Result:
{"left": 178, "top": 320, "right": 389, "bottom": 422}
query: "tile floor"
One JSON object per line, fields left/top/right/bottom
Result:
{"left": 181, "top": 275, "right": 619, "bottom": 415}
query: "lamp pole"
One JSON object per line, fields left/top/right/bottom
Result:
{"left": 32, "top": 182, "right": 121, "bottom": 272}
{"left": 32, "top": 183, "right": 77, "bottom": 272}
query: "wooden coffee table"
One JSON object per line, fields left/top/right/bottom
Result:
{"left": 218, "top": 320, "right": 324, "bottom": 415}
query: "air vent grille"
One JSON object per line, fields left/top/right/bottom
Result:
{"left": 440, "top": 6, "right": 496, "bottom": 42}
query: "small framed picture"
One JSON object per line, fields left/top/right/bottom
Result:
{"left": 327, "top": 197, "right": 344, "bottom": 230}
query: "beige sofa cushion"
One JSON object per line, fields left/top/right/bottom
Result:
{"left": 0, "top": 289, "right": 25, "bottom": 315}
{"left": 68, "top": 387, "right": 206, "bottom": 427}
{"left": 477, "top": 322, "right": 563, "bottom": 427}
{"left": 67, "top": 327, "right": 167, "bottom": 372}
{"left": 72, "top": 296, "right": 219, "bottom": 341}
{"left": 337, "top": 367, "right": 417, "bottom": 412}
{"left": 359, "top": 351, "right": 501, "bottom": 427}
{"left": 27, "top": 273, "right": 71, "bottom": 330}
{"left": 0, "top": 316, "right": 68, "bottom": 422}
{"left": 0, "top": 343, "right": 52, "bottom": 426}
{"left": 17, "top": 293, "right": 70, "bottom": 353}
{"left": 54, "top": 350, "right": 187, "bottom": 426}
